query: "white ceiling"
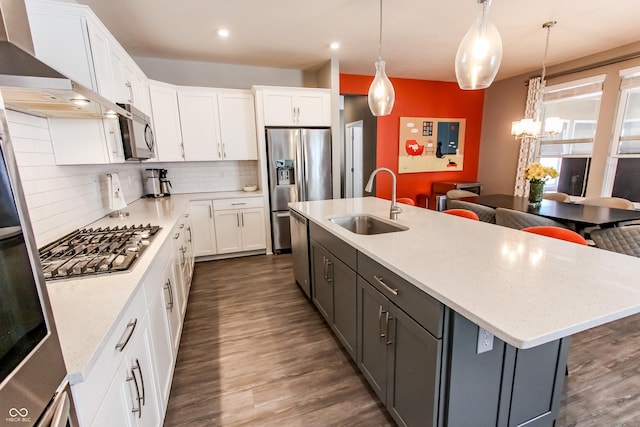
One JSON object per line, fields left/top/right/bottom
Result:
{"left": 74, "top": 0, "right": 640, "bottom": 82}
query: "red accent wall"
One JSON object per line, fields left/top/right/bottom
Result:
{"left": 340, "top": 74, "right": 485, "bottom": 207}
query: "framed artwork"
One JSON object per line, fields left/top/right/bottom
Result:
{"left": 398, "top": 117, "right": 466, "bottom": 173}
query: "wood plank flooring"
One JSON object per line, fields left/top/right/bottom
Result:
{"left": 165, "top": 253, "right": 640, "bottom": 426}
{"left": 164, "top": 254, "right": 393, "bottom": 426}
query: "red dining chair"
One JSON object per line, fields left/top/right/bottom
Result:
{"left": 397, "top": 197, "right": 416, "bottom": 206}
{"left": 522, "top": 226, "right": 588, "bottom": 246}
{"left": 443, "top": 209, "right": 480, "bottom": 221}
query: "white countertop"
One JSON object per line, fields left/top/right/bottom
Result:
{"left": 46, "top": 191, "right": 262, "bottom": 383}
{"left": 290, "top": 197, "right": 640, "bottom": 349}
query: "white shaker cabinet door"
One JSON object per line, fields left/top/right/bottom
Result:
{"left": 240, "top": 208, "right": 266, "bottom": 251}
{"left": 146, "top": 265, "right": 177, "bottom": 409}
{"left": 149, "top": 84, "right": 184, "bottom": 162}
{"left": 190, "top": 201, "right": 217, "bottom": 256}
{"left": 218, "top": 93, "right": 258, "bottom": 160}
{"left": 27, "top": 5, "right": 96, "bottom": 90}
{"left": 262, "top": 91, "right": 296, "bottom": 126}
{"left": 177, "top": 91, "right": 221, "bottom": 161}
{"left": 296, "top": 91, "right": 331, "bottom": 126}
{"left": 214, "top": 210, "right": 243, "bottom": 254}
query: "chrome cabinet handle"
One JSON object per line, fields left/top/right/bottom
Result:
{"left": 236, "top": 212, "right": 240, "bottom": 227}
{"left": 174, "top": 232, "right": 180, "bottom": 240}
{"left": 222, "top": 143, "right": 227, "bottom": 159}
{"left": 241, "top": 212, "right": 245, "bottom": 227}
{"left": 179, "top": 224, "right": 184, "bottom": 229}
{"left": 326, "top": 259, "right": 333, "bottom": 283}
{"left": 378, "top": 305, "right": 385, "bottom": 339}
{"left": 126, "top": 365, "right": 142, "bottom": 418}
{"left": 322, "top": 257, "right": 328, "bottom": 280}
{"left": 134, "top": 358, "right": 146, "bottom": 406}
{"left": 164, "top": 279, "right": 174, "bottom": 312}
{"left": 125, "top": 81, "right": 134, "bottom": 104}
{"left": 231, "top": 202, "right": 247, "bottom": 206}
{"left": 180, "top": 246, "right": 185, "bottom": 267}
{"left": 115, "top": 318, "right": 137, "bottom": 352}
{"left": 385, "top": 311, "right": 392, "bottom": 345}
{"left": 184, "top": 213, "right": 189, "bottom": 218}
{"left": 208, "top": 205, "right": 212, "bottom": 218}
{"left": 187, "top": 227, "right": 192, "bottom": 243}
{"left": 218, "top": 143, "right": 222, "bottom": 158}
{"left": 373, "top": 275, "right": 399, "bottom": 296}
{"left": 180, "top": 142, "right": 185, "bottom": 159}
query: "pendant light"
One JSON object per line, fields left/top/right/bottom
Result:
{"left": 368, "top": 0, "right": 395, "bottom": 116}
{"left": 511, "top": 21, "right": 562, "bottom": 139}
{"left": 455, "top": 0, "right": 502, "bottom": 90}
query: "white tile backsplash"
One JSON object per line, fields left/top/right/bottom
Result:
{"left": 6, "top": 110, "right": 259, "bottom": 246}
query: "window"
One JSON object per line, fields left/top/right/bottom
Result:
{"left": 603, "top": 67, "right": 640, "bottom": 202}
{"left": 536, "top": 76, "right": 604, "bottom": 196}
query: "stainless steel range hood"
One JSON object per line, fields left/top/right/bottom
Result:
{"left": 0, "top": 0, "right": 130, "bottom": 119}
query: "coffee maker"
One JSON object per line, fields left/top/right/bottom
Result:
{"left": 159, "top": 169, "right": 172, "bottom": 196}
{"left": 143, "top": 168, "right": 163, "bottom": 197}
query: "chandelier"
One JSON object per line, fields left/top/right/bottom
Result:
{"left": 511, "top": 21, "right": 563, "bottom": 139}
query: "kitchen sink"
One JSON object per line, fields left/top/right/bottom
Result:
{"left": 329, "top": 214, "right": 408, "bottom": 235}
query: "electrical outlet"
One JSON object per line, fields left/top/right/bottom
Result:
{"left": 476, "top": 327, "right": 494, "bottom": 354}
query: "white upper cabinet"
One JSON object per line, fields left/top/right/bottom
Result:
{"left": 177, "top": 89, "right": 221, "bottom": 161}
{"left": 259, "top": 87, "right": 331, "bottom": 126}
{"left": 150, "top": 86, "right": 258, "bottom": 162}
{"left": 218, "top": 92, "right": 258, "bottom": 160}
{"left": 27, "top": 1, "right": 97, "bottom": 90}
{"left": 149, "top": 82, "right": 184, "bottom": 162}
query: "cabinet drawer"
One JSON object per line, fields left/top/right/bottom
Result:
{"left": 357, "top": 252, "right": 444, "bottom": 338}
{"left": 213, "top": 197, "right": 263, "bottom": 211}
{"left": 309, "top": 222, "right": 356, "bottom": 270}
{"left": 71, "top": 285, "right": 147, "bottom": 425}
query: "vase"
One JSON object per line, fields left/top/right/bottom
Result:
{"left": 528, "top": 181, "right": 544, "bottom": 205}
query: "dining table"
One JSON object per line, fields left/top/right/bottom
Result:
{"left": 460, "top": 194, "right": 640, "bottom": 232}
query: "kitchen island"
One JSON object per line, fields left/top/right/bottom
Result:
{"left": 289, "top": 197, "right": 640, "bottom": 427}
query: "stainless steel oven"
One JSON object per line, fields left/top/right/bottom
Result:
{"left": 0, "top": 96, "right": 77, "bottom": 426}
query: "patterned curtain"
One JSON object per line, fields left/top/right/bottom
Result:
{"left": 513, "top": 77, "right": 543, "bottom": 197}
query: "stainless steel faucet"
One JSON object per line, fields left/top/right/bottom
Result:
{"left": 364, "top": 167, "right": 402, "bottom": 220}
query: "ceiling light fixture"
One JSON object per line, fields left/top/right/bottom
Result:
{"left": 367, "top": 0, "right": 395, "bottom": 116}
{"left": 70, "top": 97, "right": 90, "bottom": 106}
{"left": 330, "top": 42, "right": 340, "bottom": 50}
{"left": 511, "top": 21, "right": 562, "bottom": 139}
{"left": 217, "top": 28, "right": 230, "bottom": 38}
{"left": 455, "top": 0, "right": 502, "bottom": 90}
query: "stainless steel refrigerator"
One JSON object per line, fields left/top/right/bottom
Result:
{"left": 266, "top": 128, "right": 332, "bottom": 252}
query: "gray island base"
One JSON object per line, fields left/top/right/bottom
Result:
{"left": 286, "top": 197, "right": 640, "bottom": 427}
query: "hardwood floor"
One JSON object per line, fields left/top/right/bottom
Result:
{"left": 164, "top": 254, "right": 394, "bottom": 426}
{"left": 165, "top": 253, "right": 640, "bottom": 426}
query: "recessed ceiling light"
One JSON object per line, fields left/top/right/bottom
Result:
{"left": 218, "top": 28, "right": 230, "bottom": 38}
{"left": 330, "top": 42, "right": 340, "bottom": 50}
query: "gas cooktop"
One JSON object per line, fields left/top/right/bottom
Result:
{"left": 39, "top": 224, "right": 161, "bottom": 280}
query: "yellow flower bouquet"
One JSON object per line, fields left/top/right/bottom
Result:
{"left": 524, "top": 162, "right": 558, "bottom": 204}
{"left": 523, "top": 162, "right": 559, "bottom": 184}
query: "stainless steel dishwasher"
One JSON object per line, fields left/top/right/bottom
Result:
{"left": 290, "top": 209, "right": 310, "bottom": 299}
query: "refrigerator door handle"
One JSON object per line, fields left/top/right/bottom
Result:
{"left": 295, "top": 134, "right": 305, "bottom": 201}
{"left": 300, "top": 132, "right": 308, "bottom": 201}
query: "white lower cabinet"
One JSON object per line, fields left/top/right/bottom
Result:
{"left": 74, "top": 209, "right": 194, "bottom": 426}
{"left": 214, "top": 207, "right": 266, "bottom": 252}
{"left": 213, "top": 198, "right": 266, "bottom": 254}
{"left": 190, "top": 197, "right": 266, "bottom": 257}
{"left": 190, "top": 200, "right": 217, "bottom": 257}
{"left": 92, "top": 315, "right": 162, "bottom": 427}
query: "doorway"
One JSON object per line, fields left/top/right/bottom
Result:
{"left": 345, "top": 120, "right": 364, "bottom": 198}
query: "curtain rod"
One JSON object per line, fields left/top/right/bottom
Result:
{"left": 524, "top": 51, "right": 640, "bottom": 84}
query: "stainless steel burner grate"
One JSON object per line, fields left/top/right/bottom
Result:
{"left": 39, "top": 224, "right": 161, "bottom": 280}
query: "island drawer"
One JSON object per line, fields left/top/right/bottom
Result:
{"left": 309, "top": 222, "right": 356, "bottom": 270}
{"left": 357, "top": 252, "right": 444, "bottom": 338}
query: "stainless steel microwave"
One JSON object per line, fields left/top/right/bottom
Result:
{"left": 117, "top": 103, "right": 156, "bottom": 160}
